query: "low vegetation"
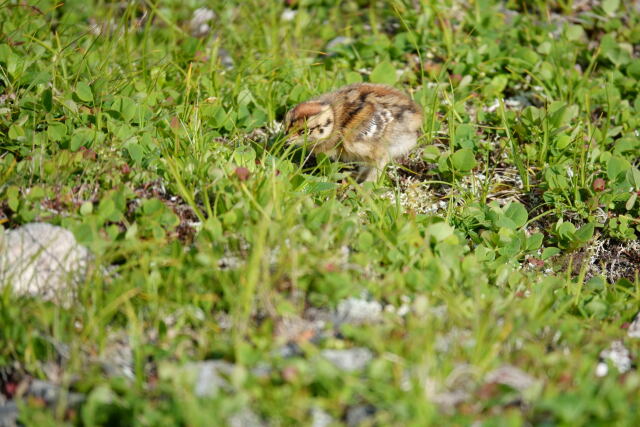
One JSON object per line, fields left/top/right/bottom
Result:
{"left": 0, "top": 0, "right": 639, "bottom": 424}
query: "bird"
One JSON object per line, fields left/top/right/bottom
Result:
{"left": 283, "top": 83, "right": 423, "bottom": 182}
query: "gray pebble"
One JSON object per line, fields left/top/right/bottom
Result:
{"left": 0, "top": 223, "right": 90, "bottom": 304}
{"left": 321, "top": 348, "right": 373, "bottom": 372}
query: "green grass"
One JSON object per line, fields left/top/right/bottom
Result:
{"left": 1, "top": 0, "right": 640, "bottom": 425}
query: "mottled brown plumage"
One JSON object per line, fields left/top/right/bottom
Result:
{"left": 284, "top": 83, "right": 423, "bottom": 182}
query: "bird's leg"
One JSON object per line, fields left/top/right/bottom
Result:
{"left": 356, "top": 156, "right": 388, "bottom": 183}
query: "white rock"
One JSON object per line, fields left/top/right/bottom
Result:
{"left": 326, "top": 36, "right": 353, "bottom": 50}
{"left": 311, "top": 407, "right": 334, "bottom": 427}
{"left": 430, "top": 389, "right": 471, "bottom": 412}
{"left": 599, "top": 340, "right": 632, "bottom": 374}
{"left": 485, "top": 365, "right": 536, "bottom": 392}
{"left": 321, "top": 348, "right": 373, "bottom": 372}
{"left": 190, "top": 8, "right": 215, "bottom": 37}
{"left": 228, "top": 408, "right": 264, "bottom": 427}
{"left": 335, "top": 297, "right": 382, "bottom": 325}
{"left": 628, "top": 312, "right": 640, "bottom": 339}
{"left": 595, "top": 362, "right": 609, "bottom": 377}
{"left": 191, "top": 360, "right": 235, "bottom": 397}
{"left": 484, "top": 99, "right": 500, "bottom": 113}
{"left": 346, "top": 405, "right": 376, "bottom": 427}
{"left": 0, "top": 223, "right": 90, "bottom": 303}
{"left": 281, "top": 8, "right": 297, "bottom": 22}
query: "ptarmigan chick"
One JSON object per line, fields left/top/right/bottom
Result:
{"left": 284, "top": 83, "right": 423, "bottom": 182}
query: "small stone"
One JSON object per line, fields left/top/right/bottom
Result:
{"left": 599, "top": 340, "right": 632, "bottom": 374}
{"left": 0, "top": 401, "right": 18, "bottom": 427}
{"left": 28, "top": 379, "right": 58, "bottom": 403}
{"left": 595, "top": 362, "right": 609, "bottom": 377}
{"left": 345, "top": 404, "right": 376, "bottom": 427}
{"left": 218, "top": 47, "right": 234, "bottom": 69}
{"left": 192, "top": 361, "right": 235, "bottom": 397}
{"left": 189, "top": 8, "right": 215, "bottom": 37}
{"left": 0, "top": 223, "right": 90, "bottom": 304}
{"left": 430, "top": 390, "right": 470, "bottom": 412}
{"left": 505, "top": 95, "right": 531, "bottom": 110}
{"left": 251, "top": 363, "right": 272, "bottom": 379}
{"left": 159, "top": 360, "right": 235, "bottom": 398}
{"left": 321, "top": 348, "right": 373, "bottom": 372}
{"left": 326, "top": 36, "right": 353, "bottom": 51}
{"left": 28, "top": 380, "right": 84, "bottom": 407}
{"left": 485, "top": 365, "right": 536, "bottom": 392}
{"left": 276, "top": 342, "right": 303, "bottom": 359}
{"left": 627, "top": 312, "right": 640, "bottom": 339}
{"left": 99, "top": 332, "right": 134, "bottom": 380}
{"left": 311, "top": 407, "right": 334, "bottom": 427}
{"left": 275, "top": 316, "right": 324, "bottom": 343}
{"left": 228, "top": 408, "right": 264, "bottom": 427}
{"left": 484, "top": 99, "right": 500, "bottom": 113}
{"left": 281, "top": 8, "right": 297, "bottom": 21}
{"left": 334, "top": 297, "right": 382, "bottom": 325}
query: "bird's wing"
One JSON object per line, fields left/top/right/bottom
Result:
{"left": 357, "top": 106, "right": 393, "bottom": 140}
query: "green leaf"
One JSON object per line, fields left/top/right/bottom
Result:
{"left": 142, "top": 199, "right": 163, "bottom": 215}
{"left": 626, "top": 192, "right": 637, "bottom": 211}
{"left": 565, "top": 25, "right": 585, "bottom": 41}
{"left": 70, "top": 128, "right": 95, "bottom": 151}
{"left": 454, "top": 124, "right": 477, "bottom": 149}
{"left": 607, "top": 156, "right": 630, "bottom": 181}
{"left": 8, "top": 124, "right": 25, "bottom": 140}
{"left": 7, "top": 186, "right": 19, "bottom": 211}
{"left": 80, "top": 201, "right": 93, "bottom": 215}
{"left": 549, "top": 102, "right": 578, "bottom": 128}
{"left": 422, "top": 145, "right": 440, "bottom": 162}
{"left": 237, "top": 88, "right": 256, "bottom": 106}
{"left": 486, "top": 74, "right": 508, "bottom": 96}
{"left": 303, "top": 181, "right": 338, "bottom": 194}
{"left": 42, "top": 88, "right": 52, "bottom": 112}
{"left": 602, "top": 0, "right": 619, "bottom": 16}
{"left": 27, "top": 186, "right": 45, "bottom": 201}
{"left": 427, "top": 222, "right": 454, "bottom": 241}
{"left": 574, "top": 223, "right": 594, "bottom": 242}
{"left": 127, "top": 142, "right": 144, "bottom": 164}
{"left": 114, "top": 96, "right": 136, "bottom": 122}
{"left": 450, "top": 148, "right": 477, "bottom": 172}
{"left": 513, "top": 47, "right": 539, "bottom": 65}
{"left": 600, "top": 34, "right": 631, "bottom": 66}
{"left": 556, "top": 134, "right": 571, "bottom": 150}
{"left": 556, "top": 221, "right": 576, "bottom": 239}
{"left": 498, "top": 236, "right": 521, "bottom": 257}
{"left": 72, "top": 223, "right": 95, "bottom": 244}
{"left": 0, "top": 44, "right": 12, "bottom": 63}
{"left": 344, "top": 71, "right": 362, "bottom": 84}
{"left": 76, "top": 81, "right": 93, "bottom": 102}
{"left": 358, "top": 231, "right": 374, "bottom": 250}
{"left": 97, "top": 196, "right": 124, "bottom": 223}
{"left": 495, "top": 216, "right": 517, "bottom": 230}
{"left": 626, "top": 167, "right": 640, "bottom": 189}
{"left": 505, "top": 202, "right": 528, "bottom": 228}
{"left": 370, "top": 61, "right": 397, "bottom": 85}
{"left": 62, "top": 98, "right": 78, "bottom": 114}
{"left": 537, "top": 42, "right": 552, "bottom": 55}
{"left": 526, "top": 233, "right": 544, "bottom": 251}
{"left": 627, "top": 60, "right": 640, "bottom": 79}
{"left": 541, "top": 247, "right": 561, "bottom": 260}
{"left": 47, "top": 122, "right": 67, "bottom": 141}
